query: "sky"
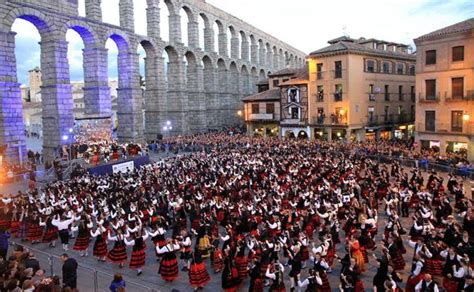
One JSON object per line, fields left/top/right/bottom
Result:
{"left": 11, "top": 0, "right": 474, "bottom": 86}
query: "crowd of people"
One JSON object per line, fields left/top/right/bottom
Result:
{"left": 0, "top": 133, "right": 473, "bottom": 291}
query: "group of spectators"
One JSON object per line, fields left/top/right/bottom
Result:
{"left": 0, "top": 133, "right": 473, "bottom": 291}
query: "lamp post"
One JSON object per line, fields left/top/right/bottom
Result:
{"left": 62, "top": 128, "right": 74, "bottom": 161}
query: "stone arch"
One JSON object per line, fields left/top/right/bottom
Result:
{"left": 241, "top": 65, "right": 250, "bottom": 95}
{"left": 240, "top": 30, "right": 249, "bottom": 61}
{"left": 61, "top": 20, "right": 98, "bottom": 48}
{"left": 272, "top": 46, "right": 279, "bottom": 69}
{"left": 202, "top": 55, "right": 216, "bottom": 128}
{"left": 185, "top": 51, "right": 203, "bottom": 131}
{"left": 258, "top": 39, "right": 266, "bottom": 66}
{"left": 103, "top": 30, "right": 130, "bottom": 52}
{"left": 180, "top": 5, "right": 197, "bottom": 47}
{"left": 249, "top": 34, "right": 258, "bottom": 63}
{"left": 3, "top": 7, "right": 55, "bottom": 35}
{"left": 214, "top": 20, "right": 226, "bottom": 56}
{"left": 265, "top": 42, "right": 273, "bottom": 68}
{"left": 217, "top": 58, "right": 228, "bottom": 92}
{"left": 135, "top": 37, "right": 158, "bottom": 57}
{"left": 198, "top": 12, "right": 210, "bottom": 50}
{"left": 228, "top": 25, "right": 238, "bottom": 59}
{"left": 250, "top": 67, "right": 258, "bottom": 93}
{"left": 259, "top": 68, "right": 266, "bottom": 81}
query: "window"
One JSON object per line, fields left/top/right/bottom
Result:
{"left": 409, "top": 65, "right": 415, "bottom": 75}
{"left": 397, "top": 63, "right": 404, "bottom": 74}
{"left": 334, "top": 84, "right": 342, "bottom": 101}
{"left": 272, "top": 79, "right": 279, "bottom": 87}
{"left": 335, "top": 61, "right": 342, "bottom": 78}
{"left": 282, "top": 78, "right": 289, "bottom": 83}
{"left": 317, "top": 108, "right": 325, "bottom": 123}
{"left": 398, "top": 106, "right": 402, "bottom": 115}
{"left": 316, "top": 63, "right": 323, "bottom": 79}
{"left": 452, "top": 46, "right": 464, "bottom": 62}
{"left": 366, "top": 60, "right": 375, "bottom": 72}
{"left": 452, "top": 77, "right": 464, "bottom": 98}
{"left": 369, "top": 84, "right": 375, "bottom": 101}
{"left": 266, "top": 103, "right": 275, "bottom": 114}
{"left": 425, "top": 111, "right": 436, "bottom": 131}
{"left": 251, "top": 103, "right": 259, "bottom": 114}
{"left": 384, "top": 85, "right": 390, "bottom": 101}
{"left": 384, "top": 106, "right": 389, "bottom": 121}
{"left": 452, "top": 111, "right": 463, "bottom": 132}
{"left": 398, "top": 85, "right": 404, "bottom": 101}
{"left": 368, "top": 106, "right": 375, "bottom": 123}
{"left": 288, "top": 88, "right": 299, "bottom": 103}
{"left": 382, "top": 62, "right": 390, "bottom": 73}
{"left": 290, "top": 107, "right": 299, "bottom": 119}
{"left": 410, "top": 86, "right": 415, "bottom": 101}
{"left": 317, "top": 85, "right": 324, "bottom": 101}
{"left": 425, "top": 50, "right": 436, "bottom": 65}
{"left": 425, "top": 79, "right": 436, "bottom": 100}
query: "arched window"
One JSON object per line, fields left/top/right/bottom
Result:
{"left": 366, "top": 60, "right": 376, "bottom": 72}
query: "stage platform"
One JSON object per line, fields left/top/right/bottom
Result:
{"left": 87, "top": 155, "right": 150, "bottom": 176}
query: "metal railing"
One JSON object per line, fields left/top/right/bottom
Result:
{"left": 9, "top": 241, "right": 161, "bottom": 292}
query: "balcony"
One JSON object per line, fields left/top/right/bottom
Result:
{"left": 311, "top": 113, "right": 347, "bottom": 126}
{"left": 368, "top": 93, "right": 377, "bottom": 101}
{"left": 248, "top": 113, "right": 275, "bottom": 121}
{"left": 367, "top": 114, "right": 414, "bottom": 126}
{"left": 316, "top": 92, "right": 325, "bottom": 102}
{"left": 334, "top": 92, "right": 343, "bottom": 102}
{"left": 416, "top": 122, "right": 474, "bottom": 136}
{"left": 445, "top": 90, "right": 474, "bottom": 102}
{"left": 418, "top": 92, "right": 440, "bottom": 103}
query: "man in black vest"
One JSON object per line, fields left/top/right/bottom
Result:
{"left": 61, "top": 253, "right": 78, "bottom": 289}
{"left": 414, "top": 273, "right": 439, "bottom": 292}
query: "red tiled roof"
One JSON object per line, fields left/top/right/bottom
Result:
{"left": 242, "top": 88, "right": 280, "bottom": 102}
{"left": 415, "top": 18, "right": 474, "bottom": 42}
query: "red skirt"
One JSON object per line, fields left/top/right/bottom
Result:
{"left": 355, "top": 279, "right": 364, "bottom": 292}
{"left": 10, "top": 221, "right": 20, "bottom": 237}
{"left": 189, "top": 262, "right": 210, "bottom": 288}
{"left": 159, "top": 257, "right": 179, "bottom": 281}
{"left": 326, "top": 247, "right": 336, "bottom": 266}
{"left": 212, "top": 249, "right": 224, "bottom": 271}
{"left": 27, "top": 224, "right": 42, "bottom": 241}
{"left": 425, "top": 258, "right": 443, "bottom": 276}
{"left": 234, "top": 255, "right": 248, "bottom": 280}
{"left": 391, "top": 253, "right": 405, "bottom": 271}
{"left": 93, "top": 238, "right": 108, "bottom": 258}
{"left": 42, "top": 227, "right": 58, "bottom": 243}
{"left": 0, "top": 219, "right": 11, "bottom": 231}
{"left": 129, "top": 248, "right": 146, "bottom": 269}
{"left": 73, "top": 235, "right": 90, "bottom": 251}
{"left": 250, "top": 278, "right": 263, "bottom": 292}
{"left": 319, "top": 272, "right": 331, "bottom": 292}
{"left": 107, "top": 244, "right": 127, "bottom": 263}
{"left": 443, "top": 277, "right": 458, "bottom": 291}
{"left": 406, "top": 273, "right": 424, "bottom": 292}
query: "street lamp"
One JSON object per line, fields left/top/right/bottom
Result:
{"left": 237, "top": 110, "right": 243, "bottom": 116}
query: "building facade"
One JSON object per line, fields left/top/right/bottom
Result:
{"left": 242, "top": 68, "right": 308, "bottom": 137}
{"left": 414, "top": 18, "right": 474, "bottom": 159}
{"left": 307, "top": 36, "right": 416, "bottom": 141}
